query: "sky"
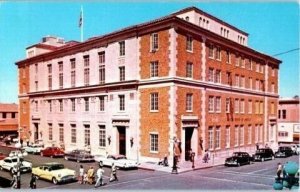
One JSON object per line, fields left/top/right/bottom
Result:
{"left": 0, "top": 1, "right": 299, "bottom": 103}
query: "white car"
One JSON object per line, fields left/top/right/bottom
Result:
{"left": 23, "top": 144, "right": 44, "bottom": 154}
{"left": 9, "top": 150, "right": 26, "bottom": 158}
{"left": 0, "top": 157, "right": 32, "bottom": 173}
{"left": 95, "top": 154, "right": 139, "bottom": 169}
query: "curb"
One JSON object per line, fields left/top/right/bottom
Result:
{"left": 137, "top": 166, "right": 155, "bottom": 171}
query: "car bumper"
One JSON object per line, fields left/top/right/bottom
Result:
{"left": 20, "top": 167, "right": 31, "bottom": 173}
{"left": 225, "top": 161, "right": 238, "bottom": 166}
{"left": 275, "top": 153, "right": 286, "bottom": 157}
{"left": 58, "top": 175, "right": 77, "bottom": 183}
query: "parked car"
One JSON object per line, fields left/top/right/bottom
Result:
{"left": 253, "top": 148, "right": 275, "bottom": 162}
{"left": 275, "top": 146, "right": 294, "bottom": 158}
{"left": 23, "top": 144, "right": 44, "bottom": 154}
{"left": 9, "top": 150, "right": 27, "bottom": 158}
{"left": 32, "top": 162, "right": 76, "bottom": 184}
{"left": 0, "top": 157, "right": 32, "bottom": 173}
{"left": 95, "top": 154, "right": 139, "bottom": 169}
{"left": 291, "top": 144, "right": 300, "bottom": 155}
{"left": 0, "top": 152, "right": 6, "bottom": 160}
{"left": 64, "top": 150, "right": 94, "bottom": 162}
{"left": 41, "top": 147, "right": 64, "bottom": 158}
{"left": 225, "top": 152, "right": 253, "bottom": 167}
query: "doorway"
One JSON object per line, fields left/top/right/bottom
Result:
{"left": 117, "top": 126, "right": 126, "bottom": 155}
{"left": 34, "top": 123, "right": 39, "bottom": 141}
{"left": 185, "top": 128, "right": 194, "bottom": 161}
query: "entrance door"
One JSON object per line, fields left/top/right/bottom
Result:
{"left": 34, "top": 123, "right": 39, "bottom": 141}
{"left": 185, "top": 128, "right": 194, "bottom": 161}
{"left": 118, "top": 126, "right": 126, "bottom": 155}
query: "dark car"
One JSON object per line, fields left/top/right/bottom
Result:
{"left": 225, "top": 152, "right": 253, "bottom": 166}
{"left": 275, "top": 146, "right": 294, "bottom": 158}
{"left": 64, "top": 150, "right": 94, "bottom": 163}
{"left": 0, "top": 152, "right": 6, "bottom": 160}
{"left": 253, "top": 148, "right": 275, "bottom": 162}
{"left": 41, "top": 147, "right": 64, "bottom": 158}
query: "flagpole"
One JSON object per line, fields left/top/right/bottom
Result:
{"left": 81, "top": 6, "right": 83, "bottom": 42}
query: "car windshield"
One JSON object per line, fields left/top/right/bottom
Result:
{"left": 116, "top": 156, "right": 127, "bottom": 160}
{"left": 11, "top": 158, "right": 24, "bottom": 163}
{"left": 232, "top": 153, "right": 241, "bottom": 157}
{"left": 257, "top": 149, "right": 265, "bottom": 153}
{"left": 50, "top": 164, "right": 64, "bottom": 170}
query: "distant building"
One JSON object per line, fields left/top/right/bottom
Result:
{"left": 15, "top": 7, "right": 280, "bottom": 162}
{"left": 0, "top": 103, "right": 18, "bottom": 137}
{"left": 278, "top": 97, "right": 300, "bottom": 143}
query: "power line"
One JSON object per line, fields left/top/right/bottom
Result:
{"left": 272, "top": 48, "right": 299, "bottom": 56}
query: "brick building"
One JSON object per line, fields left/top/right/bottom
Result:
{"left": 15, "top": 7, "right": 281, "bottom": 162}
{"left": 278, "top": 97, "right": 300, "bottom": 143}
{"left": 0, "top": 103, "right": 18, "bottom": 137}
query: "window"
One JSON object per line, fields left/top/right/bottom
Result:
{"left": 240, "top": 99, "right": 245, "bottom": 114}
{"left": 259, "top": 101, "right": 264, "bottom": 114}
{"left": 208, "top": 127, "right": 214, "bottom": 150}
{"left": 151, "top": 33, "right": 159, "bottom": 51}
{"left": 208, "top": 96, "right": 214, "bottom": 112}
{"left": 260, "top": 80, "right": 264, "bottom": 91}
{"left": 150, "top": 61, "right": 158, "bottom": 77}
{"left": 215, "top": 47, "right": 221, "bottom": 60}
{"left": 84, "top": 124, "right": 90, "bottom": 146}
{"left": 259, "top": 125, "right": 263, "bottom": 142}
{"left": 98, "top": 51, "right": 105, "bottom": 64}
{"left": 186, "top": 62, "right": 193, "bottom": 78}
{"left": 99, "top": 125, "right": 106, "bottom": 147}
{"left": 235, "top": 56, "right": 240, "bottom": 67}
{"left": 255, "top": 125, "right": 259, "bottom": 143}
{"left": 226, "top": 72, "right": 232, "bottom": 85}
{"left": 271, "top": 67, "right": 275, "bottom": 76}
{"left": 35, "top": 81, "right": 38, "bottom": 91}
{"left": 59, "top": 124, "right": 64, "bottom": 143}
{"left": 234, "top": 126, "right": 239, "bottom": 146}
{"left": 226, "top": 98, "right": 230, "bottom": 113}
{"left": 150, "top": 93, "right": 158, "bottom": 111}
{"left": 255, "top": 101, "right": 259, "bottom": 114}
{"left": 248, "top": 100, "right": 252, "bottom": 114}
{"left": 256, "top": 79, "right": 259, "bottom": 90}
{"left": 226, "top": 51, "right": 231, "bottom": 64}
{"left": 119, "top": 41, "right": 125, "bottom": 56}
{"left": 48, "top": 100, "right": 52, "bottom": 112}
{"left": 225, "top": 126, "right": 230, "bottom": 148}
{"left": 282, "top": 110, "right": 286, "bottom": 119}
{"left": 47, "top": 64, "right": 52, "bottom": 90}
{"left": 70, "top": 59, "right": 76, "bottom": 87}
{"left": 256, "top": 63, "right": 260, "bottom": 72}
{"left": 239, "top": 126, "right": 244, "bottom": 146}
{"left": 215, "top": 97, "right": 221, "bottom": 113}
{"left": 249, "top": 77, "right": 253, "bottom": 89}
{"left": 84, "top": 98, "right": 89, "bottom": 112}
{"left": 150, "top": 133, "right": 158, "bottom": 152}
{"left": 271, "top": 102, "right": 275, "bottom": 115}
{"left": 248, "top": 125, "right": 252, "bottom": 144}
{"left": 240, "top": 76, "right": 245, "bottom": 88}
{"left": 208, "top": 68, "right": 214, "bottom": 82}
{"left": 260, "top": 64, "right": 264, "bottom": 73}
{"left": 48, "top": 123, "right": 53, "bottom": 141}
{"left": 59, "top": 99, "right": 63, "bottom": 112}
{"left": 215, "top": 127, "right": 220, "bottom": 149}
{"left": 34, "top": 101, "right": 38, "bottom": 112}
{"left": 186, "top": 36, "right": 193, "bottom": 51}
{"left": 71, "top": 99, "right": 75, "bottom": 112}
{"left": 241, "top": 58, "right": 245, "bottom": 68}
{"left": 119, "top": 66, "right": 125, "bottom": 81}
{"left": 278, "top": 110, "right": 281, "bottom": 119}
{"left": 84, "top": 56, "right": 90, "bottom": 86}
{"left": 185, "top": 16, "right": 189, "bottom": 21}
{"left": 99, "top": 96, "right": 105, "bottom": 111}
{"left": 208, "top": 44, "right": 214, "bottom": 58}
{"left": 71, "top": 124, "right": 76, "bottom": 143}
{"left": 2, "top": 112, "right": 6, "bottom": 119}
{"left": 215, "top": 70, "right": 221, "bottom": 83}
{"left": 235, "top": 75, "right": 239, "bottom": 87}
{"left": 58, "top": 62, "right": 63, "bottom": 88}
{"left": 99, "top": 65, "right": 105, "bottom": 84}
{"left": 235, "top": 99, "right": 239, "bottom": 113}
{"left": 12, "top": 112, "right": 16, "bottom": 118}
{"left": 186, "top": 94, "right": 193, "bottom": 111}
{"left": 119, "top": 95, "right": 125, "bottom": 111}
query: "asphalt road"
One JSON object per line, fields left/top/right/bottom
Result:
{"left": 0, "top": 145, "right": 299, "bottom": 190}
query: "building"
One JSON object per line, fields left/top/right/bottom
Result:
{"left": 15, "top": 7, "right": 281, "bottom": 162}
{"left": 0, "top": 103, "right": 18, "bottom": 138}
{"left": 278, "top": 97, "right": 300, "bottom": 144}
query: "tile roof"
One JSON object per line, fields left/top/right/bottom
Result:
{"left": 0, "top": 103, "right": 18, "bottom": 112}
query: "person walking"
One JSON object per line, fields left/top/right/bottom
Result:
{"left": 109, "top": 163, "right": 118, "bottom": 182}
{"left": 78, "top": 165, "right": 84, "bottom": 184}
{"left": 87, "top": 166, "right": 95, "bottom": 185}
{"left": 10, "top": 171, "right": 17, "bottom": 189}
{"left": 94, "top": 166, "right": 105, "bottom": 188}
{"left": 277, "top": 163, "right": 283, "bottom": 180}
{"left": 29, "top": 174, "right": 37, "bottom": 189}
{"left": 256, "top": 143, "right": 259, "bottom": 150}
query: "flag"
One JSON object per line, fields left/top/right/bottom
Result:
{"left": 79, "top": 8, "right": 83, "bottom": 28}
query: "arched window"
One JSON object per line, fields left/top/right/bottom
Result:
{"left": 185, "top": 16, "right": 189, "bottom": 21}
{"left": 199, "top": 17, "right": 202, "bottom": 26}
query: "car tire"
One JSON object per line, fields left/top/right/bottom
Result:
{"left": 237, "top": 163, "right": 240, "bottom": 167}
{"left": 261, "top": 157, "right": 265, "bottom": 162}
{"left": 52, "top": 177, "right": 58, "bottom": 185}
{"left": 272, "top": 156, "right": 275, "bottom": 160}
{"left": 41, "top": 152, "right": 44, "bottom": 157}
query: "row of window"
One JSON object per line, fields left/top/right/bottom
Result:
{"left": 0, "top": 112, "right": 16, "bottom": 119}
{"left": 278, "top": 109, "right": 287, "bottom": 119}
{"left": 48, "top": 123, "right": 106, "bottom": 147}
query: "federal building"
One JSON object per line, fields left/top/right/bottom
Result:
{"left": 16, "top": 7, "right": 281, "bottom": 162}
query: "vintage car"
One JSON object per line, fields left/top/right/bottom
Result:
{"left": 94, "top": 154, "right": 139, "bottom": 169}
{"left": 32, "top": 162, "right": 76, "bottom": 184}
{"left": 8, "top": 150, "right": 27, "bottom": 158}
{"left": 225, "top": 152, "right": 253, "bottom": 167}
{"left": 0, "top": 152, "right": 6, "bottom": 160}
{"left": 23, "top": 144, "right": 44, "bottom": 154}
{"left": 0, "top": 157, "right": 32, "bottom": 173}
{"left": 253, "top": 148, "right": 275, "bottom": 162}
{"left": 64, "top": 149, "right": 94, "bottom": 162}
{"left": 41, "top": 147, "right": 64, "bottom": 158}
{"left": 275, "top": 146, "right": 294, "bottom": 158}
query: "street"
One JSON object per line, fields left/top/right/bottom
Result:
{"left": 0, "top": 146, "right": 298, "bottom": 189}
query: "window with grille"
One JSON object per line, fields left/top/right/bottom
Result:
{"left": 151, "top": 33, "right": 159, "bottom": 51}
{"left": 215, "top": 97, "right": 221, "bottom": 113}
{"left": 225, "top": 126, "right": 230, "bottom": 148}
{"left": 84, "top": 56, "right": 89, "bottom": 86}
{"left": 99, "top": 65, "right": 105, "bottom": 84}
{"left": 235, "top": 99, "right": 239, "bottom": 113}
{"left": 59, "top": 99, "right": 63, "bottom": 112}
{"left": 239, "top": 126, "right": 244, "bottom": 145}
{"left": 186, "top": 62, "right": 193, "bottom": 78}
{"left": 34, "top": 101, "right": 38, "bottom": 112}
{"left": 84, "top": 124, "right": 90, "bottom": 146}
{"left": 58, "top": 62, "right": 63, "bottom": 88}
{"left": 226, "top": 98, "right": 230, "bottom": 113}
{"left": 71, "top": 98, "right": 75, "bottom": 112}
{"left": 99, "top": 125, "right": 106, "bottom": 147}
{"left": 215, "top": 127, "right": 220, "bottom": 149}
{"left": 99, "top": 96, "right": 105, "bottom": 111}
{"left": 119, "top": 41, "right": 125, "bottom": 56}
{"left": 282, "top": 110, "right": 286, "bottom": 119}
{"left": 119, "top": 66, "right": 125, "bottom": 81}
{"left": 48, "top": 123, "right": 53, "bottom": 141}
{"left": 70, "top": 59, "right": 76, "bottom": 87}
{"left": 240, "top": 99, "right": 245, "bottom": 113}
{"left": 150, "top": 133, "right": 158, "bottom": 152}
{"left": 240, "top": 76, "right": 245, "bottom": 88}
{"left": 119, "top": 95, "right": 125, "bottom": 111}
{"left": 48, "top": 100, "right": 52, "bottom": 112}
{"left": 186, "top": 36, "right": 193, "bottom": 51}
{"left": 186, "top": 93, "right": 193, "bottom": 111}
{"left": 226, "top": 51, "right": 231, "bottom": 64}
{"left": 235, "top": 75, "right": 240, "bottom": 87}
{"left": 59, "top": 124, "right": 64, "bottom": 142}
{"left": 208, "top": 127, "right": 214, "bottom": 150}
{"left": 71, "top": 124, "right": 76, "bottom": 143}
{"left": 208, "top": 68, "right": 214, "bottom": 82}
{"left": 208, "top": 44, "right": 214, "bottom": 58}
{"left": 248, "top": 100, "right": 252, "bottom": 114}
{"left": 150, "top": 61, "right": 158, "bottom": 77}
{"left": 150, "top": 93, "right": 158, "bottom": 111}
{"left": 98, "top": 51, "right": 105, "bottom": 63}
{"left": 208, "top": 96, "right": 214, "bottom": 112}
{"left": 48, "top": 64, "right": 52, "bottom": 90}
{"left": 215, "top": 47, "right": 221, "bottom": 60}
{"left": 215, "top": 70, "right": 221, "bottom": 83}
{"left": 84, "top": 98, "right": 89, "bottom": 112}
{"left": 226, "top": 72, "right": 231, "bottom": 85}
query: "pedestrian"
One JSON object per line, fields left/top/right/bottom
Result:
{"left": 94, "top": 166, "right": 105, "bottom": 188}
{"left": 10, "top": 172, "right": 17, "bottom": 189}
{"left": 265, "top": 143, "right": 269, "bottom": 148}
{"left": 78, "top": 165, "right": 84, "bottom": 184}
{"left": 29, "top": 174, "right": 37, "bottom": 189}
{"left": 203, "top": 150, "right": 210, "bottom": 163}
{"left": 83, "top": 172, "right": 88, "bottom": 184}
{"left": 282, "top": 165, "right": 287, "bottom": 179}
{"left": 109, "top": 163, "right": 118, "bottom": 182}
{"left": 87, "top": 166, "right": 95, "bottom": 185}
{"left": 277, "top": 163, "right": 282, "bottom": 180}
{"left": 256, "top": 143, "right": 259, "bottom": 150}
